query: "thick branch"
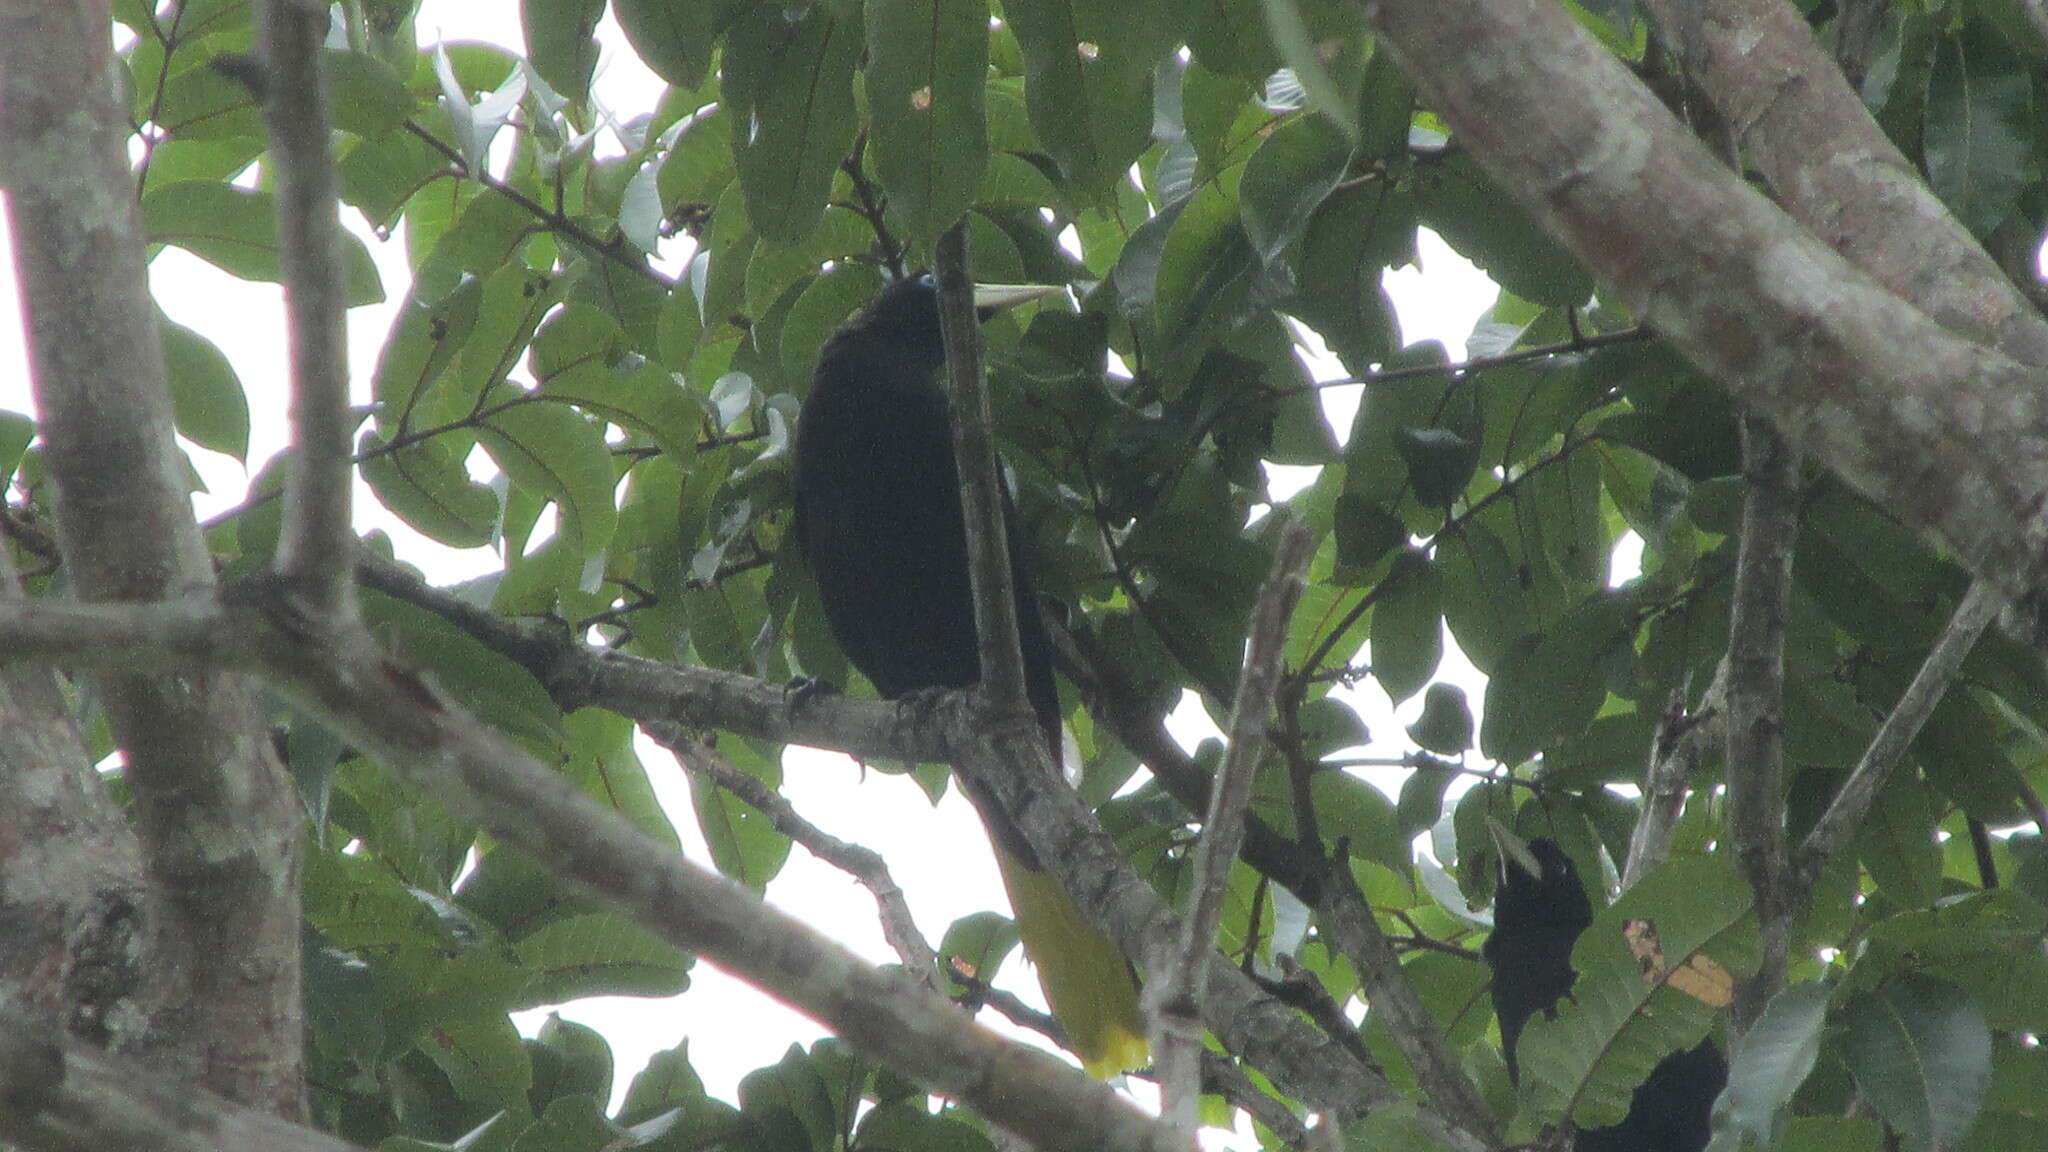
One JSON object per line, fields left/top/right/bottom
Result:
{"left": 0, "top": 554, "right": 153, "bottom": 1051}
{"left": 258, "top": 0, "right": 356, "bottom": 617}
{"left": 1356, "top": 0, "right": 2048, "bottom": 606}
{"left": 933, "top": 224, "right": 1031, "bottom": 720}
{"left": 1151, "top": 520, "right": 1313, "bottom": 1131}
{"left": 0, "top": 1018, "right": 363, "bottom": 1152}
{"left": 1642, "top": 0, "right": 2048, "bottom": 367}
{"left": 0, "top": 0, "right": 302, "bottom": 1111}
{"left": 1792, "top": 580, "right": 2005, "bottom": 889}
{"left": 1724, "top": 416, "right": 1800, "bottom": 1031}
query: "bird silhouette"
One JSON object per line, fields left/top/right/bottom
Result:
{"left": 792, "top": 272, "right": 1146, "bottom": 1076}
{"left": 1484, "top": 836, "right": 1726, "bottom": 1152}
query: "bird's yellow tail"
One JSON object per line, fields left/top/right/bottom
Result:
{"left": 995, "top": 848, "right": 1149, "bottom": 1078}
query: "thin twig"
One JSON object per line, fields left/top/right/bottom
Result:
{"left": 258, "top": 0, "right": 356, "bottom": 620}
{"left": 401, "top": 120, "right": 675, "bottom": 291}
{"left": 644, "top": 722, "right": 941, "bottom": 991}
{"left": 1150, "top": 519, "right": 1314, "bottom": 1132}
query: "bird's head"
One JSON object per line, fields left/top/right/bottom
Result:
{"left": 837, "top": 272, "right": 1064, "bottom": 380}
{"left": 1489, "top": 825, "right": 1594, "bottom": 934}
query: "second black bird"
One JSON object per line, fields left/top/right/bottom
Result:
{"left": 1484, "top": 837, "right": 1726, "bottom": 1152}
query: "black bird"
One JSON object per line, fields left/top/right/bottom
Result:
{"left": 791, "top": 272, "right": 1146, "bottom": 1076}
{"left": 1484, "top": 835, "right": 1727, "bottom": 1152}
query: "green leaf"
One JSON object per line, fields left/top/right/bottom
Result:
{"left": 530, "top": 1015, "right": 614, "bottom": 1110}
{"left": 1513, "top": 855, "right": 1758, "bottom": 1135}
{"left": 1238, "top": 111, "right": 1353, "bottom": 263}
{"left": 724, "top": 4, "right": 861, "bottom": 244}
{"left": 1856, "top": 770, "right": 1942, "bottom": 909}
{"left": 937, "top": 911, "right": 1020, "bottom": 996}
{"left": 522, "top": 0, "right": 602, "bottom": 103}
{"left": 617, "top": 1040, "right": 706, "bottom": 1127}
{"left": 866, "top": 0, "right": 989, "bottom": 245}
{"left": 1176, "top": 0, "right": 1278, "bottom": 79}
{"left": 614, "top": 0, "right": 737, "bottom": 89}
{"left": 1332, "top": 493, "right": 1402, "bottom": 578}
{"left": 419, "top": 1013, "right": 532, "bottom": 1112}
{"left": 1926, "top": 26, "right": 2032, "bottom": 237}
{"left": 0, "top": 410, "right": 34, "bottom": 485}
{"left": 781, "top": 263, "right": 884, "bottom": 381}
{"left": 685, "top": 740, "right": 792, "bottom": 893}
{"left": 1704, "top": 981, "right": 1830, "bottom": 1152}
{"left": 358, "top": 431, "right": 500, "bottom": 549}
{"left": 159, "top": 314, "right": 250, "bottom": 461}
{"left": 1310, "top": 771, "right": 1405, "bottom": 876}
{"left": 152, "top": 59, "right": 262, "bottom": 141}
{"left": 1417, "top": 157, "right": 1591, "bottom": 307}
{"left": 512, "top": 915, "right": 692, "bottom": 1006}
{"left": 1371, "top": 549, "right": 1442, "bottom": 704}
{"left": 1839, "top": 975, "right": 1991, "bottom": 1152}
{"left": 142, "top": 181, "right": 384, "bottom": 306}
{"left": 325, "top": 49, "right": 415, "bottom": 137}
{"left": 1259, "top": 0, "right": 1360, "bottom": 142}
{"left": 359, "top": 590, "right": 564, "bottom": 753}
{"left": 1002, "top": 0, "right": 1166, "bottom": 199}
{"left": 1406, "top": 683, "right": 1473, "bottom": 756}
{"left": 475, "top": 388, "right": 620, "bottom": 558}
{"left": 855, "top": 1101, "right": 997, "bottom": 1152}
{"left": 1153, "top": 181, "right": 1257, "bottom": 342}
{"left": 1394, "top": 426, "right": 1478, "bottom": 509}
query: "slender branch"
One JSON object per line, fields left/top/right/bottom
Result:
{"left": 1313, "top": 862, "right": 1499, "bottom": 1145}
{"left": 258, "top": 0, "right": 356, "bottom": 619}
{"left": 934, "top": 224, "right": 1032, "bottom": 724}
{"left": 401, "top": 120, "right": 675, "bottom": 290}
{"left": 1151, "top": 519, "right": 1314, "bottom": 1132}
{"left": 1723, "top": 415, "right": 1800, "bottom": 1032}
{"left": 1304, "top": 326, "right": 1647, "bottom": 392}
{"left": 0, "top": 1015, "right": 365, "bottom": 1152}
{"left": 1792, "top": 580, "right": 2005, "bottom": 889}
{"left": 1623, "top": 665, "right": 1727, "bottom": 888}
{"left": 644, "top": 722, "right": 941, "bottom": 991}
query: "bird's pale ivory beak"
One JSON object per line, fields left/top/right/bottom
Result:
{"left": 972, "top": 283, "right": 1066, "bottom": 313}
{"left": 1487, "top": 816, "right": 1546, "bottom": 880}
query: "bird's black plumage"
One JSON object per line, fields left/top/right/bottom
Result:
{"left": 1484, "top": 837, "right": 1593, "bottom": 1086}
{"left": 790, "top": 273, "right": 1149, "bottom": 1075}
{"left": 791, "top": 272, "right": 1060, "bottom": 853}
{"left": 1484, "top": 837, "right": 1727, "bottom": 1152}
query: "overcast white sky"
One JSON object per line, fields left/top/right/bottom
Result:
{"left": 0, "top": 3, "right": 1505, "bottom": 1140}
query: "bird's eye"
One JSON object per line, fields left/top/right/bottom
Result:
{"left": 916, "top": 272, "right": 936, "bottom": 287}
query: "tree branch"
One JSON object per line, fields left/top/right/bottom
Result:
{"left": 1792, "top": 580, "right": 2005, "bottom": 890}
{"left": 1356, "top": 0, "right": 2048, "bottom": 609}
{"left": 1151, "top": 519, "right": 1313, "bottom": 1132}
{"left": 1641, "top": 0, "right": 2048, "bottom": 367}
{"left": 933, "top": 223, "right": 1032, "bottom": 724}
{"left": 0, "top": 1016, "right": 365, "bottom": 1152}
{"left": 0, "top": 0, "right": 303, "bottom": 1112}
{"left": 0, "top": 551, "right": 153, "bottom": 1052}
{"left": 1724, "top": 416, "right": 1800, "bottom": 1031}
{"left": 642, "top": 721, "right": 941, "bottom": 991}
{"left": 1623, "top": 665, "right": 1727, "bottom": 888}
{"left": 258, "top": 0, "right": 356, "bottom": 619}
